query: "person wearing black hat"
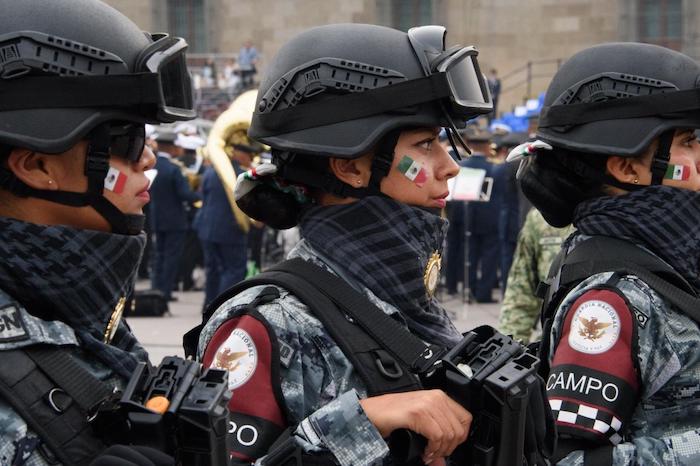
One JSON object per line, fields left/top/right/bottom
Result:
{"left": 0, "top": 0, "right": 196, "bottom": 464}
{"left": 149, "top": 130, "right": 201, "bottom": 302}
{"left": 516, "top": 42, "right": 700, "bottom": 464}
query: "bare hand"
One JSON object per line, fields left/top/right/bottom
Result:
{"left": 359, "top": 389, "right": 472, "bottom": 463}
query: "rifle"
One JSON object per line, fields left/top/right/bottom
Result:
{"left": 93, "top": 356, "right": 231, "bottom": 466}
{"left": 390, "top": 326, "right": 556, "bottom": 466}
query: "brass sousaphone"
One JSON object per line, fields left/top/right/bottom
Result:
{"left": 205, "top": 90, "right": 259, "bottom": 233}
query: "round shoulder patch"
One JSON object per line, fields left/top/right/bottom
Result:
{"left": 568, "top": 299, "right": 621, "bottom": 354}
{"left": 212, "top": 328, "right": 258, "bottom": 390}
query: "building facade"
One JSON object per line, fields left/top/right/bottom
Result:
{"left": 104, "top": 0, "right": 698, "bottom": 117}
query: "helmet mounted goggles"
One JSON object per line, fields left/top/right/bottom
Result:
{"left": 0, "top": 31, "right": 195, "bottom": 123}
{"left": 253, "top": 25, "right": 492, "bottom": 149}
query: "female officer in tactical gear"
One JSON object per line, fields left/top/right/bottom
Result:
{"left": 0, "top": 0, "right": 194, "bottom": 464}
{"left": 195, "top": 23, "right": 493, "bottom": 465}
{"left": 514, "top": 42, "right": 700, "bottom": 465}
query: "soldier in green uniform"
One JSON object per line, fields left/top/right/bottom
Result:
{"left": 498, "top": 208, "right": 574, "bottom": 342}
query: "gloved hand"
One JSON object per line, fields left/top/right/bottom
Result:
{"left": 89, "top": 445, "right": 174, "bottom": 466}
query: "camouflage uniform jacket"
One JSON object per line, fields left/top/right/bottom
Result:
{"left": 499, "top": 209, "right": 574, "bottom": 343}
{"left": 546, "top": 235, "right": 700, "bottom": 465}
{"left": 0, "top": 289, "right": 125, "bottom": 466}
{"left": 198, "top": 239, "right": 417, "bottom": 466}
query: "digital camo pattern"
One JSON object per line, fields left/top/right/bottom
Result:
{"left": 0, "top": 290, "right": 124, "bottom": 466}
{"left": 199, "top": 240, "right": 401, "bottom": 465}
{"left": 498, "top": 209, "right": 574, "bottom": 343}
{"left": 548, "top": 257, "right": 700, "bottom": 465}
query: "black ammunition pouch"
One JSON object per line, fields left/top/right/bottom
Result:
{"left": 92, "top": 356, "right": 230, "bottom": 466}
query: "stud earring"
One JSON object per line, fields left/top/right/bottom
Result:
{"left": 47, "top": 180, "right": 54, "bottom": 185}
{"left": 356, "top": 179, "right": 362, "bottom": 185}
{"left": 633, "top": 177, "right": 639, "bottom": 184}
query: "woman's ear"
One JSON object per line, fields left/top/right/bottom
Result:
{"left": 6, "top": 149, "right": 58, "bottom": 190}
{"left": 328, "top": 152, "right": 373, "bottom": 187}
{"left": 606, "top": 155, "right": 643, "bottom": 184}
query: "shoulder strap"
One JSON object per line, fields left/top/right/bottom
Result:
{"left": 558, "top": 236, "right": 700, "bottom": 321}
{"left": 0, "top": 346, "right": 112, "bottom": 465}
{"left": 267, "top": 259, "right": 443, "bottom": 374}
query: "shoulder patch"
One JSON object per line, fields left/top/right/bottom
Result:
{"left": 212, "top": 328, "right": 258, "bottom": 390}
{"left": 0, "top": 304, "right": 29, "bottom": 343}
{"left": 203, "top": 311, "right": 287, "bottom": 463}
{"left": 548, "top": 287, "right": 639, "bottom": 445}
{"left": 568, "top": 299, "right": 621, "bottom": 354}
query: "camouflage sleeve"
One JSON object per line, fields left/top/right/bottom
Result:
{"left": 498, "top": 214, "right": 541, "bottom": 342}
{"left": 556, "top": 430, "right": 700, "bottom": 465}
{"left": 262, "top": 297, "right": 389, "bottom": 466}
{"left": 290, "top": 390, "right": 389, "bottom": 466}
{"left": 551, "top": 274, "right": 700, "bottom": 466}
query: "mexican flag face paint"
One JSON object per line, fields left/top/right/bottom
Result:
{"left": 665, "top": 164, "right": 691, "bottom": 181}
{"left": 397, "top": 155, "right": 428, "bottom": 187}
{"left": 104, "top": 167, "right": 128, "bottom": 194}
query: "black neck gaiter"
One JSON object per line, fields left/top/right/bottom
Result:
{"left": 300, "top": 196, "right": 462, "bottom": 349}
{"left": 0, "top": 217, "right": 149, "bottom": 378}
{"left": 574, "top": 185, "right": 700, "bottom": 292}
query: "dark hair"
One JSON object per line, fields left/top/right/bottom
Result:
{"left": 519, "top": 149, "right": 609, "bottom": 227}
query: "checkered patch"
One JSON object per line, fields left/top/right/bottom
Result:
{"left": 549, "top": 398, "right": 623, "bottom": 445}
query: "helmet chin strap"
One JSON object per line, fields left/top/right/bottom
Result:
{"left": 0, "top": 123, "right": 144, "bottom": 235}
{"left": 649, "top": 129, "right": 675, "bottom": 186}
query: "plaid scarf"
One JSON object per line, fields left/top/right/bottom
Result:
{"left": 0, "top": 217, "right": 149, "bottom": 378}
{"left": 300, "top": 196, "right": 462, "bottom": 348}
{"left": 574, "top": 185, "right": 700, "bottom": 291}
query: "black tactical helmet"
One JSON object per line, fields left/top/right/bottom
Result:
{"left": 249, "top": 23, "right": 492, "bottom": 158}
{"left": 538, "top": 42, "right": 700, "bottom": 156}
{"left": 243, "top": 23, "right": 492, "bottom": 211}
{"left": 0, "top": 0, "right": 195, "bottom": 234}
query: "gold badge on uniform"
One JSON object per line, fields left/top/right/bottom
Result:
{"left": 103, "top": 296, "right": 126, "bottom": 344}
{"left": 424, "top": 250, "right": 442, "bottom": 297}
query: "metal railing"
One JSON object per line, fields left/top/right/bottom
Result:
{"left": 499, "top": 58, "right": 563, "bottom": 103}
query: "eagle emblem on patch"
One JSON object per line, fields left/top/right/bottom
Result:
{"left": 577, "top": 316, "right": 612, "bottom": 341}
{"left": 212, "top": 328, "right": 258, "bottom": 390}
{"left": 568, "top": 300, "right": 620, "bottom": 354}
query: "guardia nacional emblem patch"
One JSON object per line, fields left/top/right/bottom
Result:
{"left": 568, "top": 299, "right": 621, "bottom": 354}
{"left": 213, "top": 328, "right": 258, "bottom": 390}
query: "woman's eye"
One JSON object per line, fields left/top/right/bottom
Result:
{"left": 419, "top": 139, "right": 434, "bottom": 151}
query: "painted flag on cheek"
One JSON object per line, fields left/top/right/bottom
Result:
{"left": 665, "top": 164, "right": 691, "bottom": 181}
{"left": 397, "top": 155, "right": 428, "bottom": 187}
{"left": 104, "top": 167, "right": 128, "bottom": 193}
